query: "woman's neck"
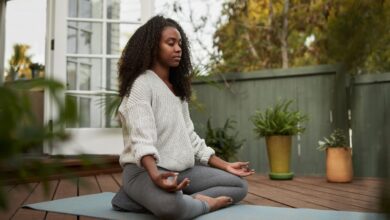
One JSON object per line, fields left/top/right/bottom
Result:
{"left": 151, "top": 63, "right": 170, "bottom": 83}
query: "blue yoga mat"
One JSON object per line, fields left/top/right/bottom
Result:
{"left": 23, "top": 192, "right": 387, "bottom": 220}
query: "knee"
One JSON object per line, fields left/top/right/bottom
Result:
{"left": 235, "top": 178, "right": 248, "bottom": 202}
{"left": 153, "top": 193, "right": 186, "bottom": 220}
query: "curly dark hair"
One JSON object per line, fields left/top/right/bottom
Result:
{"left": 118, "top": 15, "right": 193, "bottom": 102}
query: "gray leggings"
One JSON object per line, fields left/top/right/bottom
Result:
{"left": 111, "top": 163, "right": 248, "bottom": 220}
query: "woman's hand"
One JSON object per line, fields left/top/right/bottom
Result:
{"left": 225, "top": 162, "right": 255, "bottom": 177}
{"left": 208, "top": 155, "right": 255, "bottom": 177}
{"left": 141, "top": 155, "right": 190, "bottom": 192}
{"left": 151, "top": 172, "right": 190, "bottom": 192}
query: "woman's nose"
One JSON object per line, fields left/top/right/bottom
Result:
{"left": 175, "top": 44, "right": 181, "bottom": 52}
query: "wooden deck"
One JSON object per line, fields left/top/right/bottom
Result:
{"left": 1, "top": 173, "right": 387, "bottom": 219}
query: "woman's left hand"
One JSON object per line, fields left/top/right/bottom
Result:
{"left": 225, "top": 162, "right": 255, "bottom": 177}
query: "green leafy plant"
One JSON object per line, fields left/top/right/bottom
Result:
{"left": 205, "top": 118, "right": 245, "bottom": 161}
{"left": 250, "top": 99, "right": 308, "bottom": 137}
{"left": 29, "top": 62, "right": 45, "bottom": 78}
{"left": 317, "top": 129, "right": 349, "bottom": 151}
{"left": 0, "top": 79, "right": 79, "bottom": 210}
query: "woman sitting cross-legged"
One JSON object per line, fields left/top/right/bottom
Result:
{"left": 111, "top": 15, "right": 255, "bottom": 220}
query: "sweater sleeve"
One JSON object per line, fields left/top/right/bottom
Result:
{"left": 119, "top": 78, "right": 160, "bottom": 167}
{"left": 182, "top": 101, "right": 215, "bottom": 165}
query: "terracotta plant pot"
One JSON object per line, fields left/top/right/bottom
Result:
{"left": 266, "top": 135, "right": 294, "bottom": 180}
{"left": 326, "top": 147, "right": 353, "bottom": 183}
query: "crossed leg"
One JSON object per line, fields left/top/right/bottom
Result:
{"left": 111, "top": 164, "right": 248, "bottom": 219}
{"left": 178, "top": 165, "right": 248, "bottom": 203}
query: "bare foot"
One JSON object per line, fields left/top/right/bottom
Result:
{"left": 193, "top": 194, "right": 233, "bottom": 211}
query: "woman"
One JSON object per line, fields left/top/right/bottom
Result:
{"left": 111, "top": 15, "right": 254, "bottom": 220}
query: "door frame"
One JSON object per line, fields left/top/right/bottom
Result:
{"left": 44, "top": 0, "right": 155, "bottom": 155}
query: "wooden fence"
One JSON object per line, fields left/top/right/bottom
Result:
{"left": 190, "top": 65, "right": 389, "bottom": 177}
{"left": 350, "top": 73, "right": 390, "bottom": 177}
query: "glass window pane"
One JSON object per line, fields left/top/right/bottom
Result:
{"left": 106, "top": 58, "right": 119, "bottom": 90}
{"left": 79, "top": 97, "right": 91, "bottom": 127}
{"left": 105, "top": 96, "right": 120, "bottom": 128}
{"left": 67, "top": 21, "right": 102, "bottom": 54}
{"left": 107, "top": 23, "right": 138, "bottom": 54}
{"left": 107, "top": 0, "right": 141, "bottom": 21}
{"left": 66, "top": 57, "right": 102, "bottom": 91}
{"left": 67, "top": 60, "right": 77, "bottom": 90}
{"left": 66, "top": 95, "right": 103, "bottom": 128}
{"left": 65, "top": 95, "right": 78, "bottom": 128}
{"left": 105, "top": 58, "right": 120, "bottom": 128}
{"left": 68, "top": 0, "right": 77, "bottom": 17}
{"left": 68, "top": 0, "right": 103, "bottom": 18}
{"left": 67, "top": 25, "right": 77, "bottom": 54}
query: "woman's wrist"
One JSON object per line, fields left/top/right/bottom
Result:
{"left": 141, "top": 155, "right": 160, "bottom": 181}
{"left": 208, "top": 155, "right": 230, "bottom": 171}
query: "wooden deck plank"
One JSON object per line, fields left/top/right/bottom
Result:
{"left": 247, "top": 175, "right": 380, "bottom": 212}
{"left": 354, "top": 177, "right": 387, "bottom": 182}
{"left": 78, "top": 176, "right": 101, "bottom": 195}
{"left": 112, "top": 173, "right": 122, "bottom": 186}
{"left": 2, "top": 185, "right": 15, "bottom": 192}
{"left": 239, "top": 200, "right": 251, "bottom": 204}
{"left": 12, "top": 180, "right": 58, "bottom": 220}
{"left": 347, "top": 179, "right": 388, "bottom": 191}
{"left": 0, "top": 183, "right": 37, "bottom": 220}
{"left": 243, "top": 192, "right": 289, "bottom": 207}
{"left": 78, "top": 176, "right": 102, "bottom": 220}
{"left": 296, "top": 176, "right": 384, "bottom": 192}
{"left": 250, "top": 176, "right": 374, "bottom": 212}
{"left": 294, "top": 176, "right": 383, "bottom": 198}
{"left": 96, "top": 174, "right": 120, "bottom": 192}
{"left": 279, "top": 176, "right": 380, "bottom": 203}
{"left": 45, "top": 178, "right": 78, "bottom": 220}
{"left": 3, "top": 171, "right": 385, "bottom": 219}
{"left": 246, "top": 180, "right": 329, "bottom": 210}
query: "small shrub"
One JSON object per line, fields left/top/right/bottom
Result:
{"left": 205, "top": 118, "right": 245, "bottom": 161}
{"left": 317, "top": 129, "right": 349, "bottom": 151}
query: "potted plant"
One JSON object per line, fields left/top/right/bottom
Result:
{"left": 29, "top": 63, "right": 45, "bottom": 79}
{"left": 250, "top": 99, "right": 307, "bottom": 180}
{"left": 205, "top": 118, "right": 246, "bottom": 162}
{"left": 317, "top": 129, "right": 353, "bottom": 183}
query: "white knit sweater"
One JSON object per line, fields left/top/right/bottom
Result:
{"left": 118, "top": 69, "right": 215, "bottom": 171}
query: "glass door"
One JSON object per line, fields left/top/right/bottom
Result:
{"left": 45, "top": 0, "right": 154, "bottom": 155}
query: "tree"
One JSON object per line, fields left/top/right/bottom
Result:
{"left": 6, "top": 44, "right": 32, "bottom": 81}
{"left": 212, "top": 0, "right": 389, "bottom": 75}
{"left": 212, "top": 0, "right": 328, "bottom": 73}
{"left": 326, "top": 0, "right": 389, "bottom": 74}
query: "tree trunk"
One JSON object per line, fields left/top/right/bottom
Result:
{"left": 244, "top": 31, "right": 259, "bottom": 59}
{"left": 281, "top": 0, "right": 289, "bottom": 69}
{"left": 264, "top": 0, "right": 274, "bottom": 67}
{"left": 268, "top": 0, "right": 273, "bottom": 30}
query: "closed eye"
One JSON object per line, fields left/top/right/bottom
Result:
{"left": 167, "top": 38, "right": 182, "bottom": 47}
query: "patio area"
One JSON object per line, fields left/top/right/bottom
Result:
{"left": 1, "top": 171, "right": 387, "bottom": 220}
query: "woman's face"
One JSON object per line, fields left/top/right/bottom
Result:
{"left": 157, "top": 26, "right": 182, "bottom": 68}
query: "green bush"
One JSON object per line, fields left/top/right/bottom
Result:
{"left": 205, "top": 118, "right": 245, "bottom": 161}
{"left": 250, "top": 99, "right": 308, "bottom": 137}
